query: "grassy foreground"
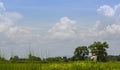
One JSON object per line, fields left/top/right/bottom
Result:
{"left": 0, "top": 61, "right": 120, "bottom": 70}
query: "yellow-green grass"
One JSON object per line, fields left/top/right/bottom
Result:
{"left": 0, "top": 61, "right": 120, "bottom": 70}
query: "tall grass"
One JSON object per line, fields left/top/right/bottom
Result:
{"left": 0, "top": 61, "right": 120, "bottom": 70}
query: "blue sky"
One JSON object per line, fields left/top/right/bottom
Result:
{"left": 2, "top": 0, "right": 120, "bottom": 24}
{"left": 2, "top": 0, "right": 116, "bottom": 24}
{"left": 0, "top": 0, "right": 120, "bottom": 59}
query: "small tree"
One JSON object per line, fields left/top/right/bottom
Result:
{"left": 73, "top": 46, "right": 89, "bottom": 60}
{"left": 0, "top": 56, "right": 5, "bottom": 61}
{"left": 10, "top": 55, "right": 19, "bottom": 62}
{"left": 63, "top": 56, "right": 68, "bottom": 62}
{"left": 45, "top": 57, "right": 63, "bottom": 62}
{"left": 117, "top": 55, "right": 120, "bottom": 61}
{"left": 89, "top": 41, "right": 109, "bottom": 62}
{"left": 28, "top": 53, "right": 41, "bottom": 61}
{"left": 0, "top": 51, "right": 6, "bottom": 61}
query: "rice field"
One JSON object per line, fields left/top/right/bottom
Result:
{"left": 0, "top": 61, "right": 120, "bottom": 70}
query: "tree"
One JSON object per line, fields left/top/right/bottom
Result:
{"left": 73, "top": 46, "right": 89, "bottom": 60}
{"left": 28, "top": 53, "right": 41, "bottom": 61}
{"left": 89, "top": 41, "right": 109, "bottom": 62}
{"left": 45, "top": 57, "right": 63, "bottom": 62}
{"left": 0, "top": 56, "right": 5, "bottom": 61}
{"left": 63, "top": 56, "right": 68, "bottom": 62}
{"left": 10, "top": 55, "right": 19, "bottom": 62}
{"left": 117, "top": 55, "right": 120, "bottom": 61}
{"left": 0, "top": 52, "right": 6, "bottom": 61}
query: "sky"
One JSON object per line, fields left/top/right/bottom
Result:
{"left": 0, "top": 0, "right": 120, "bottom": 59}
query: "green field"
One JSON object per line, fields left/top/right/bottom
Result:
{"left": 0, "top": 61, "right": 120, "bottom": 70}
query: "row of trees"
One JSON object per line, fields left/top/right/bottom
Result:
{"left": 9, "top": 54, "right": 68, "bottom": 63}
{"left": 0, "top": 41, "right": 119, "bottom": 62}
{"left": 72, "top": 41, "right": 109, "bottom": 62}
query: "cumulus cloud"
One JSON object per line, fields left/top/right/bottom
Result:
{"left": 3, "top": 12, "right": 23, "bottom": 22}
{"left": 95, "top": 3, "right": 120, "bottom": 43}
{"left": 48, "top": 17, "right": 77, "bottom": 39}
{"left": 97, "top": 4, "right": 120, "bottom": 17}
{"left": 0, "top": 2, "right": 25, "bottom": 36}
{"left": 0, "top": 2, "right": 49, "bottom": 51}
{"left": 74, "top": 20, "right": 120, "bottom": 41}
{"left": 0, "top": 12, "right": 23, "bottom": 32}
{"left": 78, "top": 22, "right": 102, "bottom": 39}
{"left": 48, "top": 16, "right": 120, "bottom": 40}
{"left": 97, "top": 5, "right": 115, "bottom": 17}
{"left": 6, "top": 27, "right": 30, "bottom": 37}
{"left": 0, "top": 2, "right": 5, "bottom": 11}
{"left": 114, "top": 4, "right": 120, "bottom": 10}
{"left": 0, "top": 2, "right": 33, "bottom": 47}
{"left": 104, "top": 24, "right": 120, "bottom": 34}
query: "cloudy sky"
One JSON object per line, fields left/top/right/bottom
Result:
{"left": 0, "top": 0, "right": 120, "bottom": 59}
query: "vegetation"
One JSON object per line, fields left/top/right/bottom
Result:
{"left": 89, "top": 41, "right": 109, "bottom": 62}
{"left": 0, "top": 61, "right": 120, "bottom": 70}
{"left": 0, "top": 41, "right": 120, "bottom": 70}
{"left": 72, "top": 46, "right": 89, "bottom": 60}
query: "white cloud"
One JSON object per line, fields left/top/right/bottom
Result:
{"left": 0, "top": 24, "right": 11, "bottom": 33}
{"left": 97, "top": 5, "right": 115, "bottom": 17}
{"left": 114, "top": 4, "right": 120, "bottom": 10}
{"left": 97, "top": 4, "right": 120, "bottom": 17}
{"left": 0, "top": 2, "right": 5, "bottom": 11}
{"left": 78, "top": 23, "right": 101, "bottom": 39}
{"left": 96, "top": 4, "right": 120, "bottom": 40}
{"left": 6, "top": 27, "right": 30, "bottom": 37}
{"left": 48, "top": 17, "right": 77, "bottom": 39}
{"left": 0, "top": 2, "right": 48, "bottom": 51}
{"left": 0, "top": 2, "right": 33, "bottom": 48}
{"left": 76, "top": 22, "right": 120, "bottom": 41}
{"left": 0, "top": 2, "right": 23, "bottom": 34}
{"left": 48, "top": 17, "right": 120, "bottom": 40}
{"left": 3, "top": 12, "right": 23, "bottom": 22}
{"left": 104, "top": 24, "right": 120, "bottom": 34}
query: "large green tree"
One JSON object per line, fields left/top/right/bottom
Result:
{"left": 73, "top": 46, "right": 89, "bottom": 60}
{"left": 89, "top": 41, "right": 109, "bottom": 62}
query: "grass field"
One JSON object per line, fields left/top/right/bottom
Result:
{"left": 0, "top": 61, "right": 120, "bottom": 70}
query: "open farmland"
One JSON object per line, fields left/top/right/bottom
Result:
{"left": 0, "top": 61, "right": 120, "bottom": 70}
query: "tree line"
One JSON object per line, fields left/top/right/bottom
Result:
{"left": 0, "top": 41, "right": 120, "bottom": 63}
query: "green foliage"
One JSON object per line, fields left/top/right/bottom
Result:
{"left": 0, "top": 53, "right": 6, "bottom": 61}
{"left": 10, "top": 56, "right": 19, "bottom": 62}
{"left": 108, "top": 55, "right": 120, "bottom": 61}
{"left": 63, "top": 56, "right": 69, "bottom": 62}
{"left": 89, "top": 41, "right": 109, "bottom": 62}
{"left": 117, "top": 55, "right": 120, "bottom": 61}
{"left": 73, "top": 46, "right": 89, "bottom": 60}
{"left": 0, "top": 61, "right": 120, "bottom": 70}
{"left": 45, "top": 57, "right": 63, "bottom": 62}
{"left": 28, "top": 53, "right": 42, "bottom": 61}
{"left": 0, "top": 57, "right": 5, "bottom": 61}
